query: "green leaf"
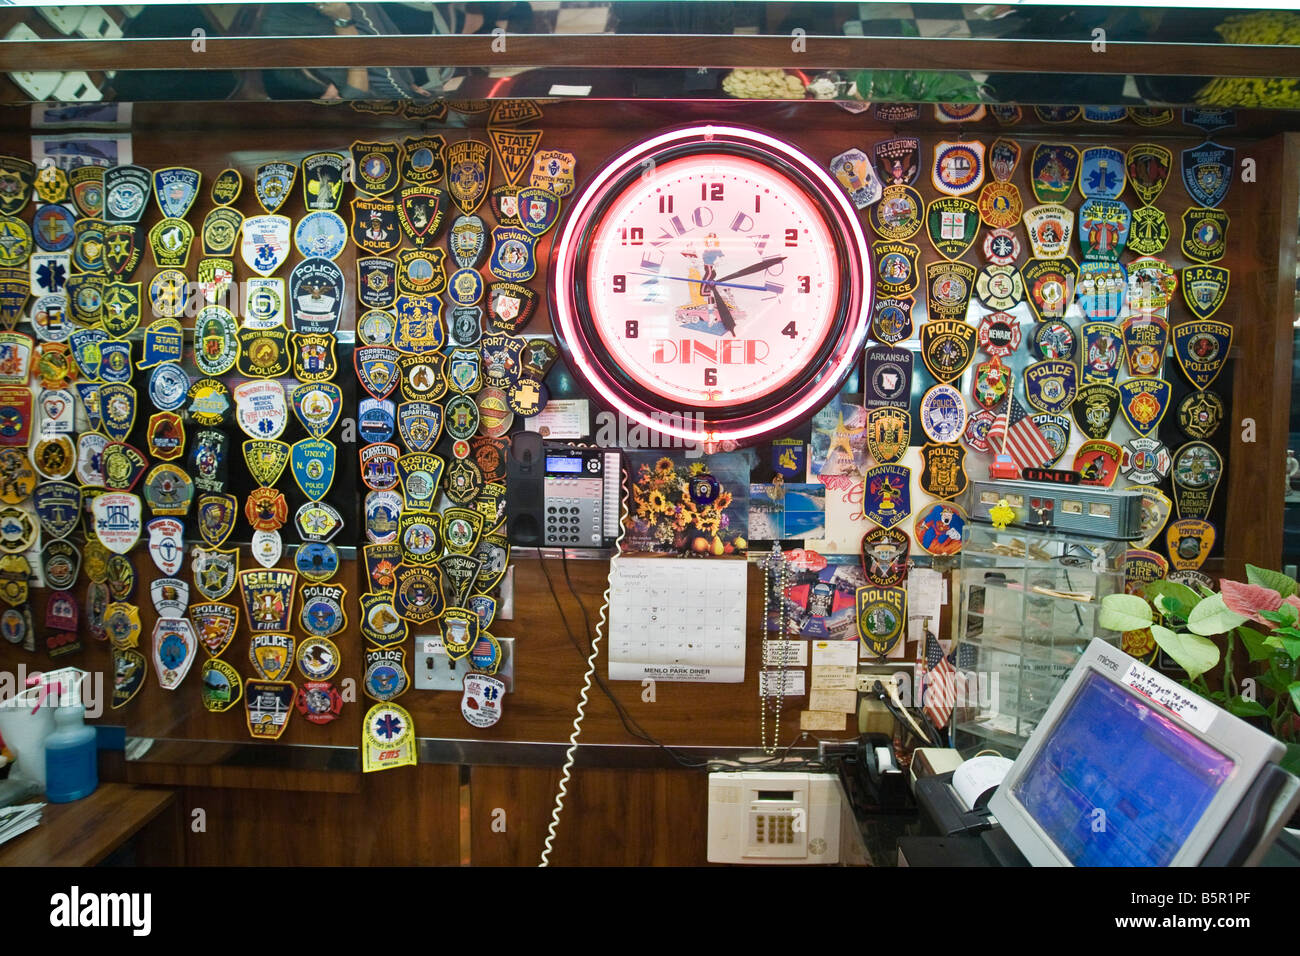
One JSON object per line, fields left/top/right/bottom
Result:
{"left": 1237, "top": 625, "right": 1276, "bottom": 662}
{"left": 1098, "top": 593, "right": 1154, "bottom": 632}
{"left": 1279, "top": 636, "right": 1300, "bottom": 660}
{"left": 1282, "top": 744, "right": 1300, "bottom": 777}
{"left": 1150, "top": 625, "right": 1220, "bottom": 680}
{"left": 1144, "top": 579, "right": 1200, "bottom": 621}
{"left": 1187, "top": 593, "right": 1250, "bottom": 636}
{"left": 1259, "top": 666, "right": 1293, "bottom": 694}
{"left": 1290, "top": 682, "right": 1300, "bottom": 713}
{"left": 1227, "top": 695, "right": 1269, "bottom": 718}
{"left": 1246, "top": 564, "right": 1298, "bottom": 599}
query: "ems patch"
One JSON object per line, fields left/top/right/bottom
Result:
{"left": 1079, "top": 147, "right": 1126, "bottom": 200}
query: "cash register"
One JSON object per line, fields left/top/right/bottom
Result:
{"left": 903, "top": 639, "right": 1300, "bottom": 866}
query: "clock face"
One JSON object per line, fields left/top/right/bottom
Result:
{"left": 585, "top": 153, "right": 841, "bottom": 407}
{"left": 551, "top": 126, "right": 871, "bottom": 446}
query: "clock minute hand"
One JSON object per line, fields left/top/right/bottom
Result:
{"left": 631, "top": 272, "right": 767, "bottom": 292}
{"left": 716, "top": 255, "right": 787, "bottom": 285}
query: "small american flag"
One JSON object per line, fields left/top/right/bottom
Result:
{"left": 920, "top": 631, "right": 957, "bottom": 732}
{"left": 986, "top": 396, "right": 1054, "bottom": 470}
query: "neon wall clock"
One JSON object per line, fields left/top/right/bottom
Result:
{"left": 549, "top": 125, "right": 872, "bottom": 448}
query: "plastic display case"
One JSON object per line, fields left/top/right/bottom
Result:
{"left": 951, "top": 518, "right": 1127, "bottom": 756}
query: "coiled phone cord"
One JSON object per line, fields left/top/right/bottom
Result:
{"left": 539, "top": 463, "right": 629, "bottom": 867}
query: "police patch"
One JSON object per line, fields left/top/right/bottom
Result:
{"left": 1182, "top": 142, "right": 1233, "bottom": 208}
{"left": 254, "top": 161, "right": 296, "bottom": 214}
{"left": 1172, "top": 319, "right": 1231, "bottom": 390}
{"left": 870, "top": 185, "right": 922, "bottom": 242}
{"left": 1024, "top": 360, "right": 1077, "bottom": 415}
{"left": 919, "top": 319, "right": 976, "bottom": 383}
{"left": 925, "top": 260, "right": 976, "bottom": 321}
{"left": 856, "top": 586, "right": 906, "bottom": 658}
{"left": 861, "top": 525, "right": 909, "bottom": 587}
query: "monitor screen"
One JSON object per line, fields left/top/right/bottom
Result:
{"left": 545, "top": 454, "right": 583, "bottom": 474}
{"left": 1011, "top": 671, "right": 1236, "bottom": 866}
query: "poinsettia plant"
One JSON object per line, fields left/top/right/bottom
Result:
{"left": 1098, "top": 566, "right": 1300, "bottom": 774}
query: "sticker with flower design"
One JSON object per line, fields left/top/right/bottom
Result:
{"left": 622, "top": 452, "right": 749, "bottom": 556}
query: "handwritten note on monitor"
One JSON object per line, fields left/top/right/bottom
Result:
{"left": 608, "top": 558, "right": 748, "bottom": 683}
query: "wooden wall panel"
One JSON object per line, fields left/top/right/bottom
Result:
{"left": 469, "top": 765, "right": 710, "bottom": 866}
{"left": 177, "top": 763, "right": 458, "bottom": 865}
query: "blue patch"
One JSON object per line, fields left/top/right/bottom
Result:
{"left": 1024, "top": 360, "right": 1078, "bottom": 415}
{"left": 445, "top": 268, "right": 484, "bottom": 308}
{"left": 397, "top": 401, "right": 443, "bottom": 452}
{"left": 863, "top": 464, "right": 911, "bottom": 530}
{"left": 196, "top": 493, "right": 238, "bottom": 547}
{"left": 1074, "top": 259, "right": 1127, "bottom": 320}
{"left": 1181, "top": 142, "right": 1233, "bottom": 208}
{"left": 290, "top": 438, "right": 336, "bottom": 502}
{"left": 467, "top": 593, "right": 497, "bottom": 630}
{"left": 296, "top": 542, "right": 340, "bottom": 581}
{"left": 73, "top": 382, "right": 102, "bottom": 431}
{"left": 288, "top": 256, "right": 345, "bottom": 334}
{"left": 189, "top": 429, "right": 229, "bottom": 493}
{"left": 153, "top": 167, "right": 201, "bottom": 218}
{"left": 33, "top": 204, "right": 76, "bottom": 252}
{"left": 293, "top": 211, "right": 348, "bottom": 260}
{"left": 139, "top": 319, "right": 184, "bottom": 369}
{"left": 1172, "top": 320, "right": 1232, "bottom": 391}
{"left": 1081, "top": 322, "right": 1123, "bottom": 385}
{"left": 358, "top": 398, "right": 396, "bottom": 443}
{"left": 1183, "top": 108, "right": 1235, "bottom": 133}
{"left": 33, "top": 480, "right": 81, "bottom": 540}
{"left": 392, "top": 294, "right": 445, "bottom": 353}
{"left": 1083, "top": 105, "right": 1127, "bottom": 123}
{"left": 365, "top": 490, "right": 402, "bottom": 545}
{"left": 148, "top": 363, "right": 190, "bottom": 412}
{"left": 1117, "top": 378, "right": 1171, "bottom": 437}
{"left": 69, "top": 327, "right": 107, "bottom": 380}
{"left": 98, "top": 382, "right": 137, "bottom": 442}
{"left": 771, "top": 439, "right": 806, "bottom": 480}
{"left": 291, "top": 381, "right": 343, "bottom": 439}
{"left": 353, "top": 346, "right": 399, "bottom": 400}
{"left": 1029, "top": 144, "right": 1080, "bottom": 203}
{"left": 515, "top": 187, "right": 561, "bottom": 238}
{"left": 488, "top": 227, "right": 537, "bottom": 282}
{"left": 1077, "top": 198, "right": 1130, "bottom": 259}
{"left": 1078, "top": 147, "right": 1126, "bottom": 199}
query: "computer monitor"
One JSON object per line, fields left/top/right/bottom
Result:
{"left": 989, "top": 638, "right": 1300, "bottom": 866}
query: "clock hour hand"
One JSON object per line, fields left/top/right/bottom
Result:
{"left": 716, "top": 255, "right": 786, "bottom": 285}
{"left": 711, "top": 288, "right": 737, "bottom": 337}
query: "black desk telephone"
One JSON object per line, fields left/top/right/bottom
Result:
{"left": 505, "top": 431, "right": 622, "bottom": 547}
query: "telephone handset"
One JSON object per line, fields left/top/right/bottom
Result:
{"left": 505, "top": 431, "right": 621, "bottom": 547}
